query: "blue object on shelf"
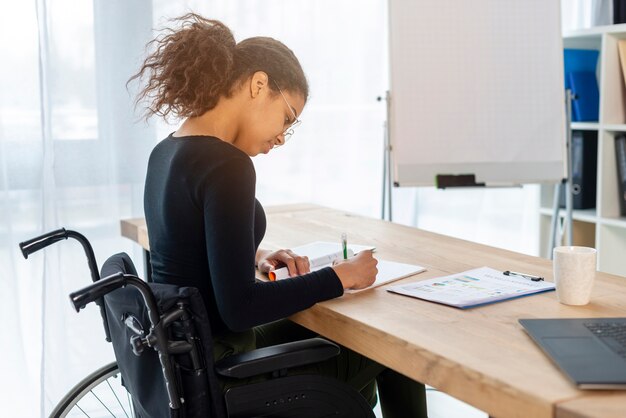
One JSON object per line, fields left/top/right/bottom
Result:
{"left": 562, "top": 49, "right": 600, "bottom": 121}
{"left": 563, "top": 49, "right": 599, "bottom": 85}
{"left": 568, "top": 71, "right": 599, "bottom": 122}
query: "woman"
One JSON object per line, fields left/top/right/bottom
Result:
{"left": 133, "top": 13, "right": 427, "bottom": 417}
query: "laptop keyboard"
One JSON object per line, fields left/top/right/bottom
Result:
{"left": 584, "top": 322, "right": 626, "bottom": 359}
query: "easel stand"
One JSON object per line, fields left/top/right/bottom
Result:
{"left": 381, "top": 91, "right": 393, "bottom": 221}
{"left": 548, "top": 89, "right": 575, "bottom": 257}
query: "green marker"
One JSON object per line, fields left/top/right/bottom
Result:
{"left": 341, "top": 233, "right": 348, "bottom": 259}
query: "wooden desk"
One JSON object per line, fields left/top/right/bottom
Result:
{"left": 121, "top": 204, "right": 626, "bottom": 418}
{"left": 557, "top": 393, "right": 626, "bottom": 418}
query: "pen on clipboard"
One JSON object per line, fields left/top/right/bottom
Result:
{"left": 341, "top": 233, "right": 348, "bottom": 260}
{"left": 503, "top": 270, "right": 544, "bottom": 282}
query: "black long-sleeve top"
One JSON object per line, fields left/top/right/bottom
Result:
{"left": 144, "top": 134, "right": 344, "bottom": 336}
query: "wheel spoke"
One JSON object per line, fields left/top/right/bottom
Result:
{"left": 106, "top": 378, "right": 130, "bottom": 418}
{"left": 90, "top": 389, "right": 117, "bottom": 417}
{"left": 127, "top": 391, "right": 135, "bottom": 418}
{"left": 76, "top": 403, "right": 90, "bottom": 417}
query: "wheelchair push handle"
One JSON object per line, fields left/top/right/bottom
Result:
{"left": 69, "top": 273, "right": 160, "bottom": 324}
{"left": 69, "top": 272, "right": 126, "bottom": 312}
{"left": 20, "top": 229, "right": 100, "bottom": 284}
{"left": 19, "top": 228, "right": 110, "bottom": 341}
{"left": 19, "top": 228, "right": 68, "bottom": 259}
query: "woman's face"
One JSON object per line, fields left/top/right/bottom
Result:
{"left": 235, "top": 74, "right": 305, "bottom": 156}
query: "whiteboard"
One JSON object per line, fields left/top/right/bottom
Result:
{"left": 388, "top": 0, "right": 566, "bottom": 186}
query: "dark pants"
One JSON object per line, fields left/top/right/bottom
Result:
{"left": 214, "top": 319, "right": 427, "bottom": 418}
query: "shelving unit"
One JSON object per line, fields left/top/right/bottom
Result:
{"left": 539, "top": 24, "right": 626, "bottom": 277}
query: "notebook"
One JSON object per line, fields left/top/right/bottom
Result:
{"left": 520, "top": 318, "right": 626, "bottom": 389}
{"left": 267, "top": 241, "right": 425, "bottom": 293}
{"left": 387, "top": 266, "right": 555, "bottom": 308}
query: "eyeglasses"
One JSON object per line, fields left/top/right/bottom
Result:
{"left": 273, "top": 80, "right": 301, "bottom": 144}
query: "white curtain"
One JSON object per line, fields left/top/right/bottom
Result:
{"left": 1, "top": 1, "right": 153, "bottom": 415}
{"left": 1, "top": 1, "right": 541, "bottom": 416}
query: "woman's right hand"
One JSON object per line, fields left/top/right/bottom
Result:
{"left": 331, "top": 250, "right": 378, "bottom": 290}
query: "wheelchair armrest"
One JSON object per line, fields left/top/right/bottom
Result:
{"left": 214, "top": 337, "right": 340, "bottom": 379}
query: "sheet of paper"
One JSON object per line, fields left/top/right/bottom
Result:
{"left": 346, "top": 259, "right": 426, "bottom": 294}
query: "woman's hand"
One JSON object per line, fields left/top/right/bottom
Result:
{"left": 331, "top": 251, "right": 378, "bottom": 290}
{"left": 256, "top": 248, "right": 311, "bottom": 277}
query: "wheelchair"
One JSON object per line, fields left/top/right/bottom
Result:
{"left": 20, "top": 229, "right": 376, "bottom": 418}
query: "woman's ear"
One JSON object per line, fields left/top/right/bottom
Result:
{"left": 249, "top": 71, "right": 269, "bottom": 99}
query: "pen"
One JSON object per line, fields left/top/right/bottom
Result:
{"left": 503, "top": 270, "right": 544, "bottom": 282}
{"left": 341, "top": 233, "right": 348, "bottom": 260}
{"left": 269, "top": 248, "right": 354, "bottom": 281}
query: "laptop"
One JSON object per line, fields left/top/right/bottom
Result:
{"left": 519, "top": 318, "right": 626, "bottom": 389}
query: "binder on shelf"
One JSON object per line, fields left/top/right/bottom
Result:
{"left": 618, "top": 40, "right": 626, "bottom": 88}
{"left": 568, "top": 72, "right": 600, "bottom": 122}
{"left": 563, "top": 49, "right": 600, "bottom": 122}
{"left": 615, "top": 134, "right": 626, "bottom": 217}
{"left": 616, "top": 1, "right": 626, "bottom": 25}
{"left": 563, "top": 49, "right": 599, "bottom": 75}
{"left": 559, "top": 131, "right": 597, "bottom": 210}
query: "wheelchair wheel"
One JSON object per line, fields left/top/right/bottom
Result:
{"left": 50, "top": 361, "right": 136, "bottom": 417}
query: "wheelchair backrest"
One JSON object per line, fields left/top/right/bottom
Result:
{"left": 100, "top": 253, "right": 226, "bottom": 418}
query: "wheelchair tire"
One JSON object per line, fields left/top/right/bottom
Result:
{"left": 49, "top": 361, "right": 136, "bottom": 418}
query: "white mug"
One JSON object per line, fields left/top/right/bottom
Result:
{"left": 552, "top": 246, "right": 597, "bottom": 305}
